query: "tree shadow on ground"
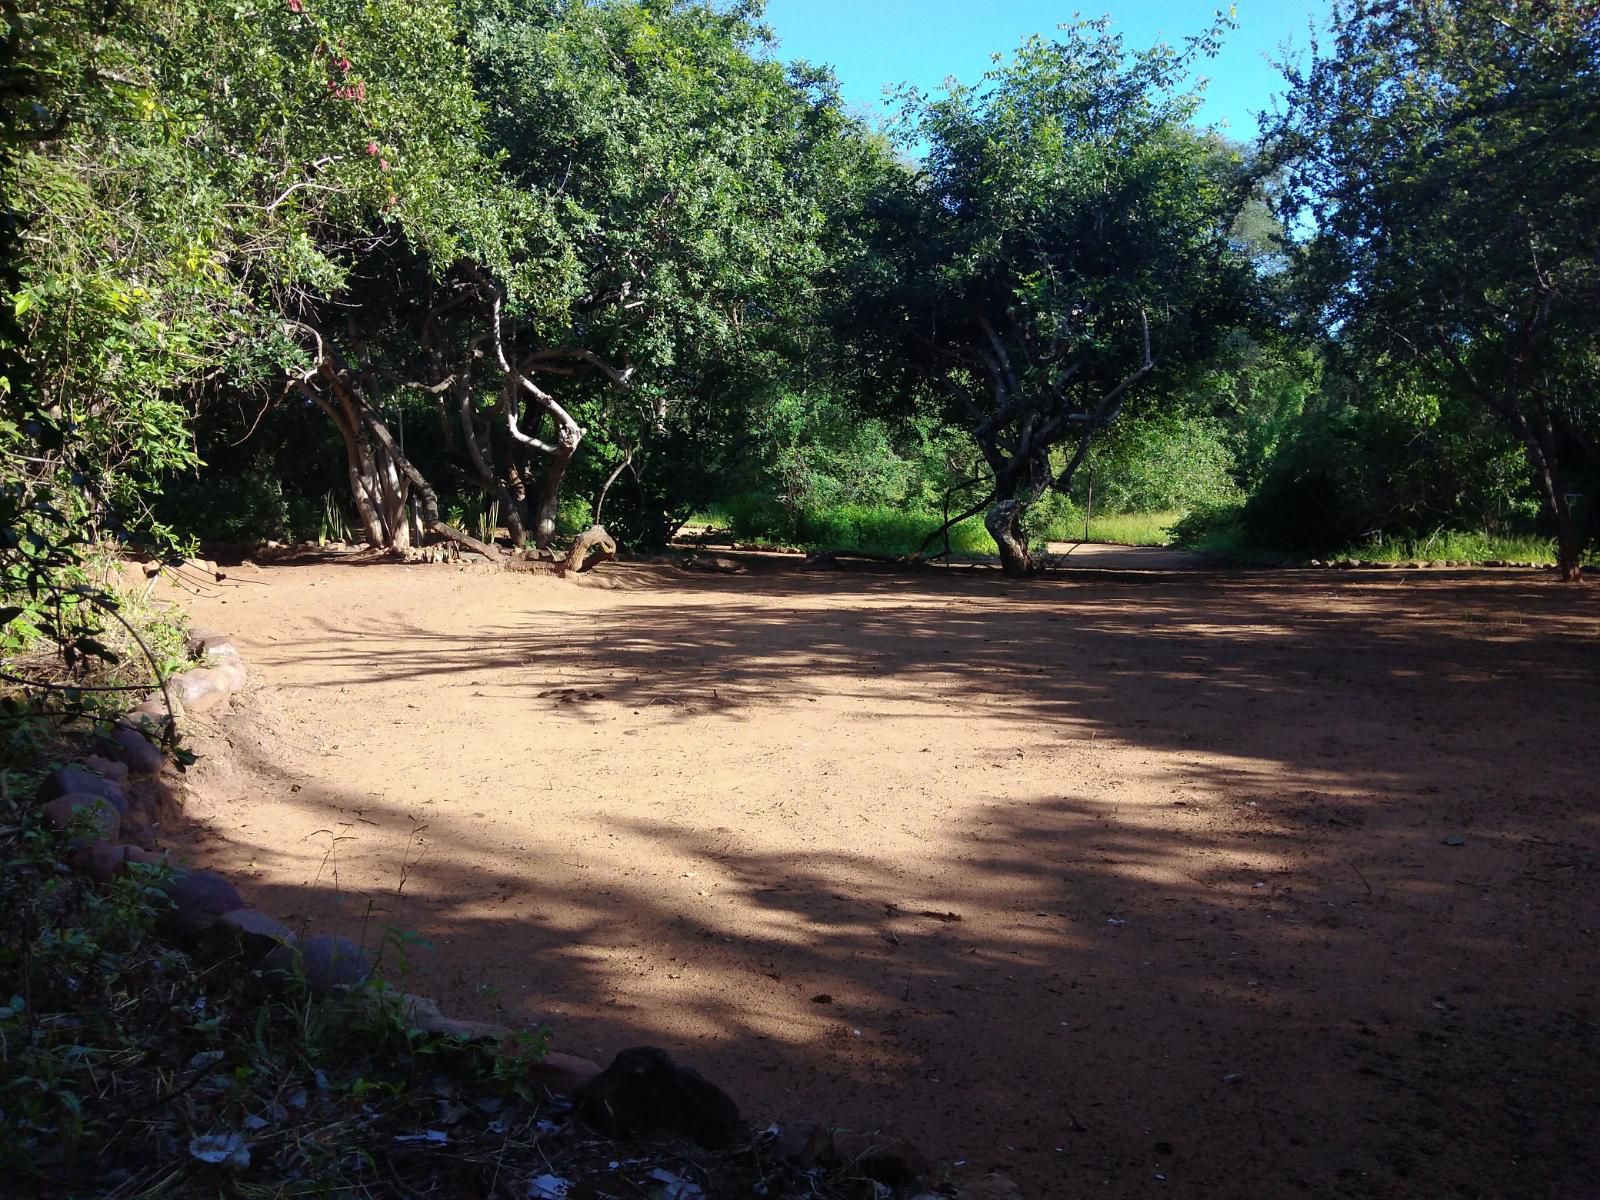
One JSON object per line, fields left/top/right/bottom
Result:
{"left": 176, "top": 564, "right": 1600, "bottom": 1200}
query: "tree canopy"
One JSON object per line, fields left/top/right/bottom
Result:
{"left": 842, "top": 16, "right": 1259, "bottom": 572}
{"left": 1269, "top": 0, "right": 1600, "bottom": 578}
{"left": 3, "top": 0, "right": 1596, "bottom": 624}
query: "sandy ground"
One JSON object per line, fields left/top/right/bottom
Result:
{"left": 161, "top": 554, "right": 1600, "bottom": 1200}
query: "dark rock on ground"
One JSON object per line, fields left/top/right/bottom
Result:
{"left": 523, "top": 1051, "right": 604, "bottom": 1096}
{"left": 832, "top": 1131, "right": 927, "bottom": 1189}
{"left": 159, "top": 868, "right": 246, "bottom": 939}
{"left": 775, "top": 1123, "right": 927, "bottom": 1188}
{"left": 208, "top": 908, "right": 295, "bottom": 961}
{"left": 37, "top": 764, "right": 128, "bottom": 813}
{"left": 74, "top": 841, "right": 175, "bottom": 882}
{"left": 576, "top": 1045, "right": 742, "bottom": 1148}
{"left": 42, "top": 793, "right": 122, "bottom": 844}
{"left": 260, "top": 933, "right": 373, "bottom": 996}
{"left": 103, "top": 724, "right": 165, "bottom": 775}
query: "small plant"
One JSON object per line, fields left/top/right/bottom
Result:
{"left": 475, "top": 498, "right": 501, "bottom": 546}
{"left": 319, "top": 491, "right": 353, "bottom": 544}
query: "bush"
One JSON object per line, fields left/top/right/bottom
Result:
{"left": 1076, "top": 410, "right": 1241, "bottom": 514}
{"left": 1238, "top": 382, "right": 1537, "bottom": 552}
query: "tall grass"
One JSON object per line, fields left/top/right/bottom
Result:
{"left": 1168, "top": 502, "right": 1590, "bottom": 565}
{"left": 1336, "top": 530, "right": 1580, "bottom": 565}
{"left": 701, "top": 496, "right": 1195, "bottom": 557}
{"left": 1071, "top": 509, "right": 1182, "bottom": 546}
{"left": 795, "top": 503, "right": 996, "bottom": 556}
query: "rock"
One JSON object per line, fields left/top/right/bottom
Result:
{"left": 116, "top": 558, "right": 161, "bottom": 593}
{"left": 43, "top": 794, "right": 122, "bottom": 844}
{"left": 159, "top": 868, "right": 246, "bottom": 939}
{"left": 103, "top": 724, "right": 165, "bottom": 776}
{"left": 957, "top": 1174, "right": 1024, "bottom": 1200}
{"left": 170, "top": 666, "right": 233, "bottom": 712}
{"left": 209, "top": 909, "right": 295, "bottom": 960}
{"left": 523, "top": 1051, "right": 603, "bottom": 1096}
{"left": 390, "top": 990, "right": 508, "bottom": 1041}
{"left": 830, "top": 1132, "right": 928, "bottom": 1189}
{"left": 75, "top": 841, "right": 134, "bottom": 882}
{"left": 576, "top": 1046, "right": 742, "bottom": 1148}
{"left": 188, "top": 627, "right": 240, "bottom": 657}
{"left": 37, "top": 764, "right": 128, "bottom": 813}
{"left": 81, "top": 754, "right": 130, "bottom": 784}
{"left": 773, "top": 1122, "right": 835, "bottom": 1168}
{"left": 261, "top": 933, "right": 373, "bottom": 996}
{"left": 395, "top": 993, "right": 446, "bottom": 1026}
{"left": 74, "top": 841, "right": 174, "bottom": 882}
{"left": 423, "top": 1016, "right": 513, "bottom": 1042}
{"left": 774, "top": 1125, "right": 926, "bottom": 1188}
{"left": 127, "top": 695, "right": 181, "bottom": 724}
{"left": 680, "top": 554, "right": 744, "bottom": 574}
{"left": 210, "top": 655, "right": 247, "bottom": 692}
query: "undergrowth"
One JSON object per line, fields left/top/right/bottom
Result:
{"left": 1168, "top": 502, "right": 1596, "bottom": 566}
{"left": 1331, "top": 530, "right": 1590, "bottom": 565}
{"left": 1070, "top": 510, "right": 1182, "bottom": 547}
{"left": 700, "top": 495, "right": 1097, "bottom": 558}
{"left": 0, "top": 781, "right": 571, "bottom": 1198}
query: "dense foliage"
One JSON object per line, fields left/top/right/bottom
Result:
{"left": 3, "top": 0, "right": 1597, "bottom": 691}
{"left": 1267, "top": 0, "right": 1600, "bottom": 577}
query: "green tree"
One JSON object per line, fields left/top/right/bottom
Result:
{"left": 461, "top": 0, "right": 878, "bottom": 548}
{"left": 1270, "top": 0, "right": 1600, "bottom": 579}
{"left": 846, "top": 16, "right": 1257, "bottom": 573}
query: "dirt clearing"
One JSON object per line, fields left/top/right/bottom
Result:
{"left": 165, "top": 557, "right": 1600, "bottom": 1199}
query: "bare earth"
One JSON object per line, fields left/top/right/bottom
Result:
{"left": 163, "top": 556, "right": 1600, "bottom": 1200}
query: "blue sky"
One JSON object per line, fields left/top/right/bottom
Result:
{"left": 761, "top": 1, "right": 1332, "bottom": 141}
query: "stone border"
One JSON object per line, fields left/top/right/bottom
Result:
{"left": 40, "top": 617, "right": 981, "bottom": 1194}
{"left": 1303, "top": 558, "right": 1562, "bottom": 571}
{"left": 39, "top": 625, "right": 604, "bottom": 1103}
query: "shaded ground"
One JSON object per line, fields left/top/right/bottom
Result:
{"left": 162, "top": 555, "right": 1600, "bottom": 1199}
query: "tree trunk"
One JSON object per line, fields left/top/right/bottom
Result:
{"left": 565, "top": 524, "right": 616, "bottom": 573}
{"left": 362, "top": 408, "right": 502, "bottom": 560}
{"left": 531, "top": 442, "right": 575, "bottom": 549}
{"left": 457, "top": 384, "right": 526, "bottom": 546}
{"left": 985, "top": 498, "right": 1033, "bottom": 576}
{"left": 1512, "top": 405, "right": 1583, "bottom": 582}
{"left": 305, "top": 384, "right": 386, "bottom": 547}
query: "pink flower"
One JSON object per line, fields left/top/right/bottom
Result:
{"left": 366, "top": 141, "right": 380, "bottom": 156}
{"left": 379, "top": 159, "right": 390, "bottom": 172}
{"left": 287, "top": 0, "right": 302, "bottom": 12}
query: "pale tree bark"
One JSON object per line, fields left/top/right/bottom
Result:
{"left": 942, "top": 309, "right": 1152, "bottom": 577}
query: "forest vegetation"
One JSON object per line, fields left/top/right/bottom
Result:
{"left": 2, "top": 2, "right": 1598, "bottom": 1193}
{"left": 4, "top": 0, "right": 1597, "bottom": 614}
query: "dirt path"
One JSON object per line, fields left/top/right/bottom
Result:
{"left": 164, "top": 557, "right": 1600, "bottom": 1199}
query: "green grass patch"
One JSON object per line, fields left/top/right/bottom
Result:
{"left": 703, "top": 498, "right": 998, "bottom": 557}
{"left": 1167, "top": 505, "right": 1593, "bottom": 566}
{"left": 1334, "top": 530, "right": 1582, "bottom": 565}
{"left": 1072, "top": 509, "right": 1183, "bottom": 546}
{"left": 796, "top": 503, "right": 995, "bottom": 556}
